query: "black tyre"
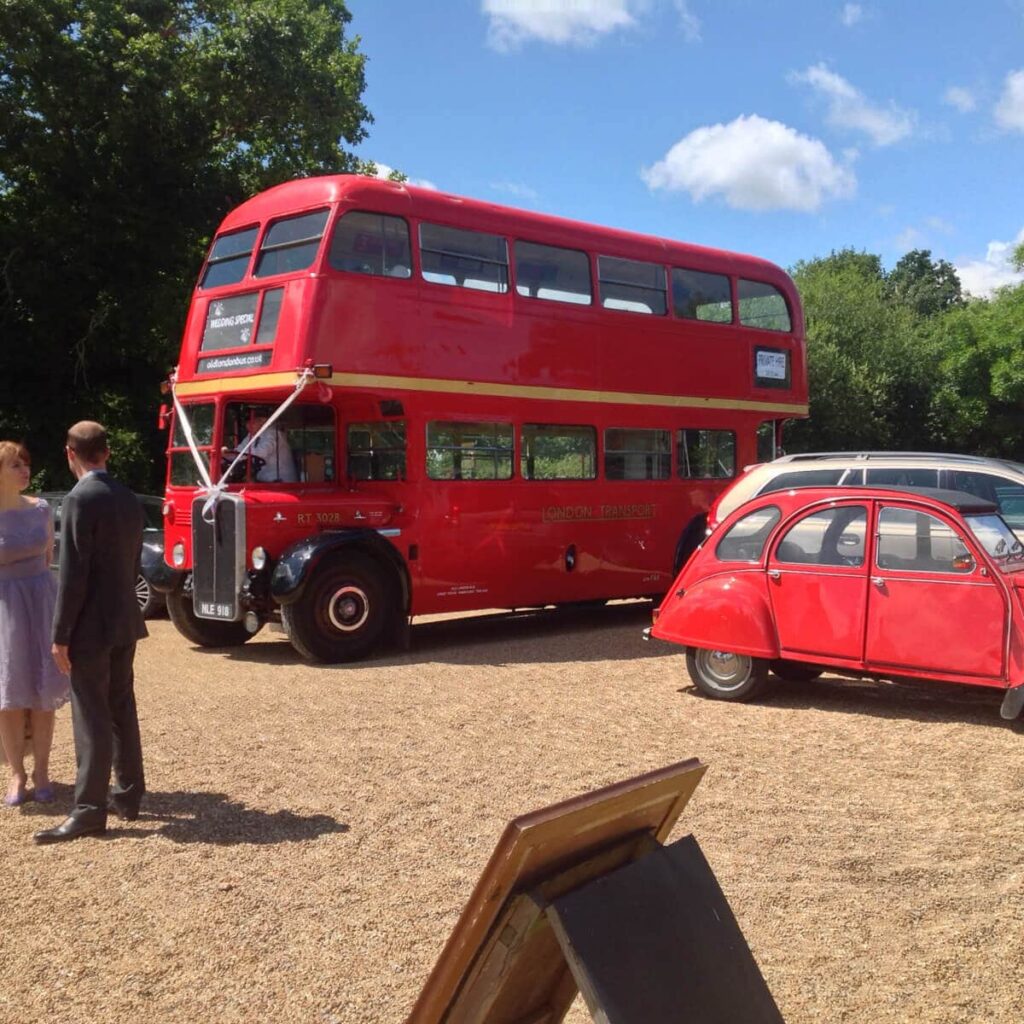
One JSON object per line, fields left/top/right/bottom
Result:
{"left": 673, "top": 514, "right": 708, "bottom": 575}
{"left": 166, "top": 588, "right": 253, "bottom": 647}
{"left": 770, "top": 659, "right": 823, "bottom": 683}
{"left": 282, "top": 553, "right": 390, "bottom": 663}
{"left": 686, "top": 647, "right": 770, "bottom": 702}
{"left": 136, "top": 573, "right": 166, "bottom": 619}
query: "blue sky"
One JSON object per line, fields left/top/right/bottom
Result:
{"left": 347, "top": 1, "right": 1024, "bottom": 295}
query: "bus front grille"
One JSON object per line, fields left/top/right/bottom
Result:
{"left": 191, "top": 494, "right": 245, "bottom": 620}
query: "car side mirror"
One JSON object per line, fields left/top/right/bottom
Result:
{"left": 951, "top": 553, "right": 975, "bottom": 572}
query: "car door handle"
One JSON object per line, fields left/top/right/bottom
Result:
{"left": 871, "top": 576, "right": 885, "bottom": 586}
{"left": 768, "top": 569, "right": 781, "bottom": 580}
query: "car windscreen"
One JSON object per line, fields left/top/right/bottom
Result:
{"left": 965, "top": 514, "right": 1024, "bottom": 570}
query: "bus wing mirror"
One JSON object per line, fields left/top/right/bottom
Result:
{"left": 158, "top": 403, "right": 171, "bottom": 430}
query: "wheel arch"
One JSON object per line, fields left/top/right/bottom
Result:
{"left": 271, "top": 529, "right": 410, "bottom": 616}
{"left": 651, "top": 572, "right": 779, "bottom": 659}
{"left": 672, "top": 512, "right": 708, "bottom": 576}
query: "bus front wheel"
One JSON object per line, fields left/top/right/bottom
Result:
{"left": 167, "top": 588, "right": 254, "bottom": 648}
{"left": 282, "top": 553, "right": 389, "bottom": 663}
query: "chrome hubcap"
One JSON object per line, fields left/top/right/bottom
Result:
{"left": 327, "top": 585, "right": 370, "bottom": 632}
{"left": 135, "top": 575, "right": 150, "bottom": 610}
{"left": 696, "top": 649, "right": 751, "bottom": 692}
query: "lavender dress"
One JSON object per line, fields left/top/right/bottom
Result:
{"left": 0, "top": 500, "right": 69, "bottom": 710}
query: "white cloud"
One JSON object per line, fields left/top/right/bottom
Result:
{"left": 943, "top": 86, "right": 977, "bottom": 113}
{"left": 894, "top": 226, "right": 923, "bottom": 251}
{"left": 995, "top": 69, "right": 1024, "bottom": 131}
{"left": 925, "top": 215, "right": 954, "bottom": 235}
{"left": 491, "top": 180, "right": 540, "bottom": 200}
{"left": 791, "top": 63, "right": 914, "bottom": 146}
{"left": 674, "top": 0, "right": 701, "bottom": 41}
{"left": 641, "top": 114, "right": 856, "bottom": 212}
{"left": 482, "top": 0, "right": 641, "bottom": 50}
{"left": 368, "top": 162, "right": 437, "bottom": 190}
{"left": 955, "top": 228, "right": 1024, "bottom": 297}
{"left": 840, "top": 4, "right": 863, "bottom": 27}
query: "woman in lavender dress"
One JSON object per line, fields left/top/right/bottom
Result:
{"left": 0, "top": 441, "right": 69, "bottom": 805}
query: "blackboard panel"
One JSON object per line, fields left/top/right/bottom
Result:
{"left": 548, "top": 835, "right": 784, "bottom": 1024}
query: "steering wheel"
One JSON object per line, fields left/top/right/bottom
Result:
{"left": 220, "top": 452, "right": 266, "bottom": 483}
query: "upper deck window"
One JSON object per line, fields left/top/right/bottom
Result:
{"left": 420, "top": 223, "right": 509, "bottom": 293}
{"left": 514, "top": 241, "right": 591, "bottom": 305}
{"left": 254, "top": 208, "right": 329, "bottom": 278}
{"left": 671, "top": 268, "right": 733, "bottom": 323}
{"left": 329, "top": 211, "right": 412, "bottom": 278}
{"left": 201, "top": 227, "right": 258, "bottom": 289}
{"left": 738, "top": 279, "right": 792, "bottom": 332}
{"left": 598, "top": 256, "right": 667, "bottom": 315}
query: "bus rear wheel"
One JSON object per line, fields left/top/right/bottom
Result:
{"left": 167, "top": 588, "right": 254, "bottom": 648}
{"left": 282, "top": 554, "right": 389, "bottom": 663}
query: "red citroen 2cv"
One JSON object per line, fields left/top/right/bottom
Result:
{"left": 650, "top": 486, "right": 1024, "bottom": 720}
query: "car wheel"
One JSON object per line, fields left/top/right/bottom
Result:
{"left": 136, "top": 573, "right": 166, "bottom": 619}
{"left": 686, "top": 647, "right": 770, "bottom": 702}
{"left": 770, "top": 659, "right": 822, "bottom": 683}
{"left": 166, "top": 588, "right": 254, "bottom": 647}
{"left": 282, "top": 554, "right": 390, "bottom": 663}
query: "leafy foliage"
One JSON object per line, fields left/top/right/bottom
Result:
{"left": 788, "top": 246, "right": 1024, "bottom": 460}
{"left": 0, "top": 0, "right": 372, "bottom": 489}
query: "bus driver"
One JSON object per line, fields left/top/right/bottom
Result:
{"left": 224, "top": 407, "right": 298, "bottom": 483}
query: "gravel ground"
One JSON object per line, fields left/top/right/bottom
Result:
{"left": 1, "top": 603, "right": 1022, "bottom": 1024}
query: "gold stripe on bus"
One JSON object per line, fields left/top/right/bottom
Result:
{"left": 175, "top": 370, "right": 808, "bottom": 416}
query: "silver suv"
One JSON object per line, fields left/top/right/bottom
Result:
{"left": 708, "top": 452, "right": 1024, "bottom": 536}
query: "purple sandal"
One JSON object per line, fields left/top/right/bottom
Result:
{"left": 33, "top": 786, "right": 55, "bottom": 804}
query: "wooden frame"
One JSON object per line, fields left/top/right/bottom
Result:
{"left": 406, "top": 758, "right": 707, "bottom": 1024}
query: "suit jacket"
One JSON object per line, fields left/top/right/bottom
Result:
{"left": 53, "top": 471, "right": 148, "bottom": 654}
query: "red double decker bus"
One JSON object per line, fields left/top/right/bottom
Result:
{"left": 154, "top": 175, "right": 807, "bottom": 662}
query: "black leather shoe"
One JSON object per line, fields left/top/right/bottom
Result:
{"left": 109, "top": 798, "right": 139, "bottom": 822}
{"left": 33, "top": 815, "right": 107, "bottom": 845}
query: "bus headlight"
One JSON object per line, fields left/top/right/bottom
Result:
{"left": 251, "top": 546, "right": 268, "bottom": 571}
{"left": 172, "top": 542, "right": 186, "bottom": 568}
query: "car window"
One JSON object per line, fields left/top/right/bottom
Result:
{"left": 965, "top": 513, "right": 1024, "bottom": 568}
{"left": 877, "top": 507, "right": 973, "bottom": 574}
{"left": 716, "top": 506, "right": 781, "bottom": 562}
{"left": 865, "top": 468, "right": 939, "bottom": 487}
{"left": 947, "top": 471, "right": 1024, "bottom": 532}
{"left": 775, "top": 505, "right": 867, "bottom": 567}
{"left": 837, "top": 468, "right": 864, "bottom": 486}
{"left": 758, "top": 469, "right": 845, "bottom": 495}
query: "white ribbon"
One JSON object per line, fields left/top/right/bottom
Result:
{"left": 169, "top": 367, "right": 316, "bottom": 523}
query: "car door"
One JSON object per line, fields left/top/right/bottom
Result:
{"left": 766, "top": 501, "right": 870, "bottom": 661}
{"left": 864, "top": 502, "right": 1006, "bottom": 680}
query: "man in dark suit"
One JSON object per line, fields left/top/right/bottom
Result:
{"left": 35, "top": 421, "right": 148, "bottom": 844}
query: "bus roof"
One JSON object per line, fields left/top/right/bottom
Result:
{"left": 218, "top": 175, "right": 789, "bottom": 283}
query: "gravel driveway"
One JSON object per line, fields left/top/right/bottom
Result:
{"left": 1, "top": 605, "right": 1021, "bottom": 1024}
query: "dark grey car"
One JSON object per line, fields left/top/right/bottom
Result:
{"left": 40, "top": 491, "right": 166, "bottom": 619}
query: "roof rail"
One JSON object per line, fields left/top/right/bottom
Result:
{"left": 774, "top": 451, "right": 1003, "bottom": 465}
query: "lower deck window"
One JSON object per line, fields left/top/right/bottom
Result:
{"left": 427, "top": 422, "right": 513, "bottom": 480}
{"left": 348, "top": 422, "right": 406, "bottom": 481}
{"left": 605, "top": 428, "right": 670, "bottom": 480}
{"left": 522, "top": 424, "right": 596, "bottom": 480}
{"left": 677, "top": 429, "right": 736, "bottom": 479}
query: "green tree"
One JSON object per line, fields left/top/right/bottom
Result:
{"left": 886, "top": 248, "right": 964, "bottom": 318}
{"left": 927, "top": 281, "right": 1024, "bottom": 457}
{"left": 787, "top": 249, "right": 937, "bottom": 452}
{"left": 0, "top": 0, "right": 373, "bottom": 489}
